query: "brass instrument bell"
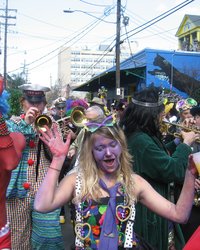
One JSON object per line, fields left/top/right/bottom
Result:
{"left": 35, "top": 114, "right": 52, "bottom": 132}
{"left": 34, "top": 106, "right": 86, "bottom": 133}
{"left": 70, "top": 106, "right": 87, "bottom": 127}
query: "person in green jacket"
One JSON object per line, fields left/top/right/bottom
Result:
{"left": 120, "top": 86, "right": 199, "bottom": 250}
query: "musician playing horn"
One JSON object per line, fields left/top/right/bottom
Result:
{"left": 53, "top": 97, "right": 78, "bottom": 224}
{"left": 120, "top": 86, "right": 199, "bottom": 250}
{"left": 53, "top": 97, "right": 77, "bottom": 141}
{"left": 176, "top": 98, "right": 197, "bottom": 123}
{"left": 6, "top": 83, "right": 65, "bottom": 249}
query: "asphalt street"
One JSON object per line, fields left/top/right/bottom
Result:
{"left": 61, "top": 204, "right": 75, "bottom": 250}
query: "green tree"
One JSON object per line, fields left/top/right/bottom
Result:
{"left": 7, "top": 74, "right": 26, "bottom": 116}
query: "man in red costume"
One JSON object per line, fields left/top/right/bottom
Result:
{"left": 0, "top": 75, "right": 25, "bottom": 249}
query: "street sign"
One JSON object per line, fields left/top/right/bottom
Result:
{"left": 116, "top": 87, "right": 124, "bottom": 98}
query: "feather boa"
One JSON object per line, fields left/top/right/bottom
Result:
{"left": 0, "top": 90, "right": 10, "bottom": 116}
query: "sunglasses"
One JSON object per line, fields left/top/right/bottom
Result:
{"left": 84, "top": 115, "right": 116, "bottom": 133}
{"left": 176, "top": 98, "right": 197, "bottom": 112}
{"left": 57, "top": 107, "right": 65, "bottom": 110}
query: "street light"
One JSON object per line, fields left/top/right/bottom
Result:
{"left": 63, "top": 2, "right": 121, "bottom": 99}
{"left": 63, "top": 9, "right": 115, "bottom": 24}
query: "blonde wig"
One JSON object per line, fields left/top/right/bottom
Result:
{"left": 74, "top": 125, "right": 136, "bottom": 205}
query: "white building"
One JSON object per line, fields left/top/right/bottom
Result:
{"left": 58, "top": 45, "right": 131, "bottom": 96}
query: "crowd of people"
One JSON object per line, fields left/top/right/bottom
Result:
{"left": 0, "top": 80, "right": 200, "bottom": 250}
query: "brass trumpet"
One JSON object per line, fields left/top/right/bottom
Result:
{"left": 70, "top": 106, "right": 87, "bottom": 127}
{"left": 35, "top": 114, "right": 52, "bottom": 132}
{"left": 34, "top": 106, "right": 87, "bottom": 132}
{"left": 161, "top": 120, "right": 200, "bottom": 142}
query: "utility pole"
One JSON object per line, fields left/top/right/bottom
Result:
{"left": 0, "top": 0, "right": 16, "bottom": 89}
{"left": 21, "top": 51, "right": 28, "bottom": 83}
{"left": 115, "top": 0, "right": 121, "bottom": 100}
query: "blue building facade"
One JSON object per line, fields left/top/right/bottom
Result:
{"left": 74, "top": 48, "right": 200, "bottom": 100}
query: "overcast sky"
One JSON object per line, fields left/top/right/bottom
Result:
{"left": 0, "top": 0, "right": 199, "bottom": 86}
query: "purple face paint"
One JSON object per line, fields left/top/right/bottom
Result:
{"left": 92, "top": 134, "right": 122, "bottom": 174}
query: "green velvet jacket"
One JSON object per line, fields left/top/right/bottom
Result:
{"left": 127, "top": 132, "right": 192, "bottom": 250}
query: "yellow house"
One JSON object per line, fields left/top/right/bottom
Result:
{"left": 176, "top": 14, "right": 200, "bottom": 51}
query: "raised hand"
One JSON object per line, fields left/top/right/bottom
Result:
{"left": 39, "top": 123, "right": 71, "bottom": 158}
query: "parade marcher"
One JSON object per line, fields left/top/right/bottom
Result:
{"left": 53, "top": 96, "right": 77, "bottom": 141}
{"left": 53, "top": 97, "right": 78, "bottom": 224}
{"left": 53, "top": 96, "right": 67, "bottom": 119}
{"left": 173, "top": 97, "right": 197, "bottom": 216}
{"left": 120, "top": 86, "right": 198, "bottom": 250}
{"left": 6, "top": 84, "right": 65, "bottom": 249}
{"left": 34, "top": 115, "right": 197, "bottom": 250}
{"left": 0, "top": 76, "right": 25, "bottom": 250}
{"left": 190, "top": 105, "right": 200, "bottom": 153}
{"left": 179, "top": 105, "right": 200, "bottom": 243}
{"left": 175, "top": 98, "right": 197, "bottom": 123}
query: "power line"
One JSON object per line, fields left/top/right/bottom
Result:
{"left": 69, "top": 0, "right": 196, "bottom": 85}
{"left": 79, "top": 0, "right": 110, "bottom": 7}
{"left": 121, "top": 0, "right": 194, "bottom": 42}
{"left": 7, "top": 8, "right": 117, "bottom": 75}
{"left": 18, "top": 12, "right": 69, "bottom": 30}
{"left": 9, "top": 14, "right": 104, "bottom": 73}
{"left": 5, "top": 0, "right": 195, "bottom": 87}
{"left": 125, "top": 10, "right": 176, "bottom": 43}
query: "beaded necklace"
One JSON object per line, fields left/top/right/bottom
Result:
{"left": 74, "top": 173, "right": 137, "bottom": 249}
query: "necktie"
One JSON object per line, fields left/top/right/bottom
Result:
{"left": 98, "top": 179, "right": 120, "bottom": 250}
